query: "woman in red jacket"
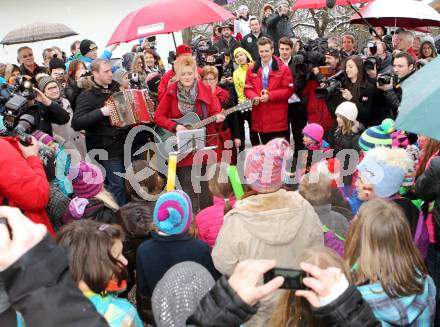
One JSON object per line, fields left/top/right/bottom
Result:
{"left": 0, "top": 136, "right": 54, "bottom": 235}
{"left": 244, "top": 37, "right": 294, "bottom": 145}
{"left": 154, "top": 55, "right": 225, "bottom": 212}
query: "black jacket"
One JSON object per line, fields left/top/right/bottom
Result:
{"left": 64, "top": 78, "right": 82, "bottom": 111}
{"left": 26, "top": 101, "right": 70, "bottom": 136}
{"left": 214, "top": 37, "right": 241, "bottom": 61}
{"left": 241, "top": 32, "right": 267, "bottom": 61}
{"left": 72, "top": 77, "right": 127, "bottom": 159}
{"left": 312, "top": 285, "right": 380, "bottom": 326}
{"left": 383, "top": 70, "right": 415, "bottom": 117}
{"left": 415, "top": 156, "right": 440, "bottom": 247}
{"left": 0, "top": 235, "right": 109, "bottom": 327}
{"left": 266, "top": 13, "right": 295, "bottom": 54}
{"left": 187, "top": 276, "right": 258, "bottom": 326}
{"left": 19, "top": 64, "right": 47, "bottom": 80}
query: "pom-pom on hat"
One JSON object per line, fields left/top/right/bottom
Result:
{"left": 302, "top": 123, "right": 324, "bottom": 143}
{"left": 68, "top": 161, "right": 104, "bottom": 198}
{"left": 312, "top": 158, "right": 342, "bottom": 188}
{"left": 153, "top": 190, "right": 192, "bottom": 235}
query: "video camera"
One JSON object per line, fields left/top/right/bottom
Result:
{"left": 377, "top": 73, "right": 395, "bottom": 86}
{"left": 192, "top": 38, "right": 225, "bottom": 67}
{"left": 315, "top": 70, "right": 345, "bottom": 100}
{"left": 292, "top": 38, "right": 328, "bottom": 81}
{"left": 0, "top": 76, "right": 37, "bottom": 145}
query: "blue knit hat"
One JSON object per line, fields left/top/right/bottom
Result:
{"left": 357, "top": 148, "right": 408, "bottom": 198}
{"left": 358, "top": 119, "right": 394, "bottom": 152}
{"left": 153, "top": 191, "right": 192, "bottom": 235}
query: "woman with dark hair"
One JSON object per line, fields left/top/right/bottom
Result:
{"left": 419, "top": 40, "right": 437, "bottom": 60}
{"left": 339, "top": 55, "right": 377, "bottom": 127}
{"left": 64, "top": 59, "right": 87, "bottom": 110}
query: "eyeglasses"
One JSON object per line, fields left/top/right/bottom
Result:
{"left": 203, "top": 78, "right": 216, "bottom": 82}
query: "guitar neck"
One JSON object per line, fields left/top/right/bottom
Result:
{"left": 193, "top": 106, "right": 240, "bottom": 130}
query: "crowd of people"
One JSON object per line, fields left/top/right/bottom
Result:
{"left": 1, "top": 0, "right": 440, "bottom": 326}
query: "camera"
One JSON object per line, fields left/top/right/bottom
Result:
{"left": 0, "top": 76, "right": 38, "bottom": 145}
{"left": 128, "top": 72, "right": 141, "bottom": 89}
{"left": 364, "top": 56, "right": 379, "bottom": 72}
{"left": 264, "top": 268, "right": 306, "bottom": 290}
{"left": 192, "top": 38, "right": 225, "bottom": 67}
{"left": 167, "top": 51, "right": 176, "bottom": 66}
{"left": 377, "top": 73, "right": 393, "bottom": 86}
{"left": 368, "top": 41, "right": 377, "bottom": 56}
{"left": 315, "top": 70, "right": 344, "bottom": 100}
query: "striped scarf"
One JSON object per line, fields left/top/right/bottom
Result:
{"left": 177, "top": 81, "right": 198, "bottom": 115}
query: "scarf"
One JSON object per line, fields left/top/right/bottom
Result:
{"left": 177, "top": 81, "right": 198, "bottom": 115}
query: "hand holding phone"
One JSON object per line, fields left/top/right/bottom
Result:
{"left": 264, "top": 268, "right": 307, "bottom": 290}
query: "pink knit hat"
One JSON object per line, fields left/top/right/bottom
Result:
{"left": 302, "top": 123, "right": 324, "bottom": 143}
{"left": 68, "top": 161, "right": 104, "bottom": 198}
{"left": 244, "top": 138, "right": 292, "bottom": 193}
{"left": 32, "top": 130, "right": 54, "bottom": 145}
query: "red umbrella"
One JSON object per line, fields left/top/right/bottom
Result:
{"left": 292, "top": 0, "right": 370, "bottom": 10}
{"left": 350, "top": 0, "right": 440, "bottom": 28}
{"left": 107, "top": 0, "right": 234, "bottom": 45}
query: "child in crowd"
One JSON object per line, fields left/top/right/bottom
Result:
{"left": 271, "top": 246, "right": 352, "bottom": 327}
{"left": 299, "top": 173, "right": 350, "bottom": 256}
{"left": 195, "top": 162, "right": 235, "bottom": 248}
{"left": 64, "top": 161, "right": 119, "bottom": 224}
{"left": 136, "top": 190, "right": 219, "bottom": 323}
{"left": 345, "top": 199, "right": 437, "bottom": 325}
{"left": 57, "top": 220, "right": 143, "bottom": 327}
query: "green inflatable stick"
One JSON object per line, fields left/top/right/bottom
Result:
{"left": 228, "top": 165, "right": 244, "bottom": 200}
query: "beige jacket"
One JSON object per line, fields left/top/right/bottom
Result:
{"left": 212, "top": 189, "right": 323, "bottom": 327}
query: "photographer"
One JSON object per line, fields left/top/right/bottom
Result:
{"left": 377, "top": 52, "right": 416, "bottom": 118}
{"left": 214, "top": 23, "right": 241, "bottom": 62}
{"left": 266, "top": 0, "right": 295, "bottom": 55}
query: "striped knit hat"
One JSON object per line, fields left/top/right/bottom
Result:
{"left": 153, "top": 191, "right": 192, "bottom": 235}
{"left": 358, "top": 119, "right": 394, "bottom": 152}
{"left": 68, "top": 161, "right": 104, "bottom": 198}
{"left": 244, "top": 138, "right": 292, "bottom": 193}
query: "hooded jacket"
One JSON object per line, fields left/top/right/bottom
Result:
{"left": 232, "top": 47, "right": 253, "bottom": 103}
{"left": 72, "top": 76, "right": 127, "bottom": 160}
{"left": 358, "top": 276, "right": 436, "bottom": 326}
{"left": 212, "top": 189, "right": 323, "bottom": 327}
{"left": 244, "top": 56, "right": 294, "bottom": 134}
{"left": 0, "top": 137, "right": 54, "bottom": 235}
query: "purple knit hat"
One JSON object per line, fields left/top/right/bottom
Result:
{"left": 244, "top": 138, "right": 292, "bottom": 193}
{"left": 68, "top": 161, "right": 104, "bottom": 198}
{"left": 32, "top": 130, "right": 54, "bottom": 145}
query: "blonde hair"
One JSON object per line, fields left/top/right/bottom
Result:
{"left": 207, "top": 163, "right": 234, "bottom": 215}
{"left": 345, "top": 199, "right": 427, "bottom": 297}
{"left": 174, "top": 55, "right": 197, "bottom": 80}
{"left": 200, "top": 65, "right": 219, "bottom": 80}
{"left": 95, "top": 188, "right": 119, "bottom": 211}
{"left": 298, "top": 173, "right": 331, "bottom": 206}
{"left": 337, "top": 114, "right": 356, "bottom": 135}
{"left": 271, "top": 246, "right": 351, "bottom": 327}
{"left": 131, "top": 53, "right": 146, "bottom": 74}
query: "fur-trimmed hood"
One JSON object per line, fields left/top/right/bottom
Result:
{"left": 77, "top": 76, "right": 119, "bottom": 93}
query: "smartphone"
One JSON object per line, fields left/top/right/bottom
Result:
{"left": 264, "top": 268, "right": 306, "bottom": 290}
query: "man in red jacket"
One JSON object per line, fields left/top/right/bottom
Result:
{"left": 0, "top": 136, "right": 54, "bottom": 236}
{"left": 244, "top": 37, "right": 294, "bottom": 144}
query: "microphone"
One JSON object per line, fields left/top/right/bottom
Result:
{"left": 326, "top": 0, "right": 336, "bottom": 8}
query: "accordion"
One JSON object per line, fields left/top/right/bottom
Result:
{"left": 106, "top": 89, "right": 155, "bottom": 128}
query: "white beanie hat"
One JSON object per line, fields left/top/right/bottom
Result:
{"left": 335, "top": 101, "right": 358, "bottom": 122}
{"left": 238, "top": 5, "right": 249, "bottom": 12}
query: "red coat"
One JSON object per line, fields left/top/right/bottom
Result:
{"left": 154, "top": 80, "right": 222, "bottom": 167}
{"left": 0, "top": 137, "right": 54, "bottom": 235}
{"left": 303, "top": 80, "right": 335, "bottom": 131}
{"left": 244, "top": 57, "right": 294, "bottom": 134}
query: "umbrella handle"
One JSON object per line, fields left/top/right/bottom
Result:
{"left": 347, "top": 0, "right": 383, "bottom": 42}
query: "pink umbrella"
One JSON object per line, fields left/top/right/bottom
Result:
{"left": 107, "top": 0, "right": 234, "bottom": 45}
{"left": 293, "top": 0, "right": 370, "bottom": 10}
{"left": 350, "top": 0, "right": 440, "bottom": 28}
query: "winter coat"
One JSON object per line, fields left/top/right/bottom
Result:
{"left": 233, "top": 47, "right": 253, "bottom": 103}
{"left": 186, "top": 276, "right": 258, "bottom": 326}
{"left": 358, "top": 276, "right": 436, "bottom": 326}
{"left": 136, "top": 232, "right": 220, "bottom": 297}
{"left": 63, "top": 198, "right": 117, "bottom": 225}
{"left": 33, "top": 100, "right": 70, "bottom": 136}
{"left": 383, "top": 70, "right": 415, "bottom": 118}
{"left": 0, "top": 137, "right": 54, "bottom": 235}
{"left": 241, "top": 32, "right": 267, "bottom": 62}
{"left": 265, "top": 13, "right": 295, "bottom": 54}
{"left": 213, "top": 85, "right": 240, "bottom": 143}
{"left": 116, "top": 197, "right": 155, "bottom": 265}
{"left": 244, "top": 56, "right": 294, "bottom": 134}
{"left": 415, "top": 156, "right": 440, "bottom": 246}
{"left": 154, "top": 80, "right": 223, "bottom": 167}
{"left": 234, "top": 16, "right": 255, "bottom": 39}
{"left": 64, "top": 78, "right": 82, "bottom": 110}
{"left": 303, "top": 80, "right": 335, "bottom": 131}
{"left": 19, "top": 63, "right": 46, "bottom": 79}
{"left": 0, "top": 235, "right": 109, "bottom": 327}
{"left": 313, "top": 204, "right": 349, "bottom": 257}
{"left": 214, "top": 37, "right": 241, "bottom": 62}
{"left": 51, "top": 97, "right": 87, "bottom": 159}
{"left": 83, "top": 290, "right": 143, "bottom": 327}
{"left": 72, "top": 77, "right": 127, "bottom": 160}
{"left": 212, "top": 189, "right": 323, "bottom": 327}
{"left": 195, "top": 196, "right": 236, "bottom": 248}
